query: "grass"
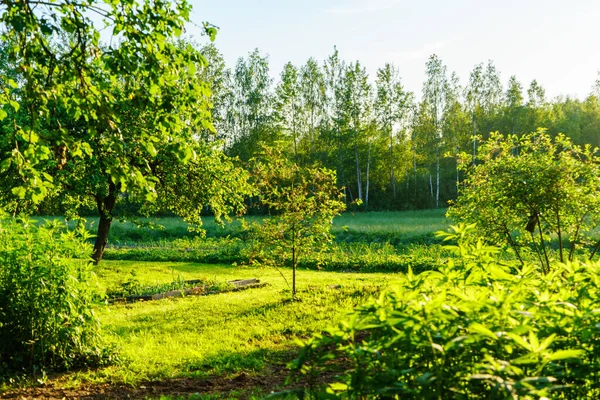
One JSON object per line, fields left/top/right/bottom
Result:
{"left": 3, "top": 210, "right": 448, "bottom": 398}
{"left": 35, "top": 209, "right": 450, "bottom": 246}
{"left": 65, "top": 262, "right": 397, "bottom": 391}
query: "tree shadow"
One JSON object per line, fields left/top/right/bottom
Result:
{"left": 0, "top": 347, "right": 300, "bottom": 399}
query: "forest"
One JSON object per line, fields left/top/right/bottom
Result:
{"left": 199, "top": 45, "right": 600, "bottom": 210}
{"left": 1, "top": 0, "right": 600, "bottom": 399}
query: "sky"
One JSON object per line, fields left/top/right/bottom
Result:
{"left": 186, "top": 0, "right": 600, "bottom": 100}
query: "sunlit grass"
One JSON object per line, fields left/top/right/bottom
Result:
{"left": 75, "top": 261, "right": 397, "bottom": 390}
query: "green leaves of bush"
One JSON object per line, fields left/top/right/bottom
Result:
{"left": 289, "top": 225, "right": 600, "bottom": 399}
{"left": 0, "top": 217, "right": 113, "bottom": 377}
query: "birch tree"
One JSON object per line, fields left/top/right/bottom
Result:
{"left": 422, "top": 54, "right": 448, "bottom": 208}
{"left": 300, "top": 57, "right": 327, "bottom": 165}
{"left": 340, "top": 62, "right": 372, "bottom": 205}
{"left": 275, "top": 62, "right": 303, "bottom": 156}
{"left": 375, "top": 63, "right": 414, "bottom": 201}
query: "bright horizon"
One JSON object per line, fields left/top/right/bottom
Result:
{"left": 187, "top": 0, "right": 600, "bottom": 100}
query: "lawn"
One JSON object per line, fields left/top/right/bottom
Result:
{"left": 12, "top": 261, "right": 395, "bottom": 399}
{"left": 3, "top": 210, "right": 448, "bottom": 398}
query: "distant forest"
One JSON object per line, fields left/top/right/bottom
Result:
{"left": 201, "top": 44, "right": 600, "bottom": 210}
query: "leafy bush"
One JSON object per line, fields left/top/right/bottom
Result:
{"left": 287, "top": 225, "right": 600, "bottom": 399}
{"left": 0, "top": 217, "right": 113, "bottom": 376}
{"left": 449, "top": 131, "right": 600, "bottom": 271}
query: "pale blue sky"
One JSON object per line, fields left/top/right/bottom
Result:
{"left": 187, "top": 0, "right": 600, "bottom": 99}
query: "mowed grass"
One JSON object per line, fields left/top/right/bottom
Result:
{"left": 15, "top": 210, "right": 448, "bottom": 397}
{"left": 73, "top": 261, "right": 396, "bottom": 390}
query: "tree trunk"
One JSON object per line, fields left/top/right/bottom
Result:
{"left": 429, "top": 173, "right": 434, "bottom": 207}
{"left": 366, "top": 142, "right": 371, "bottom": 208}
{"left": 355, "top": 143, "right": 363, "bottom": 202}
{"left": 92, "top": 182, "right": 117, "bottom": 264}
{"left": 435, "top": 143, "right": 440, "bottom": 208}
{"left": 292, "top": 235, "right": 296, "bottom": 299}
{"left": 389, "top": 124, "right": 396, "bottom": 200}
{"left": 472, "top": 112, "right": 477, "bottom": 163}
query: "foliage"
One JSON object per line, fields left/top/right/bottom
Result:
{"left": 0, "top": 1, "right": 253, "bottom": 263}
{"left": 105, "top": 275, "right": 232, "bottom": 298}
{"left": 288, "top": 224, "right": 600, "bottom": 399}
{"left": 0, "top": 217, "right": 113, "bottom": 376}
{"left": 449, "top": 130, "right": 600, "bottom": 271}
{"left": 246, "top": 145, "right": 346, "bottom": 297}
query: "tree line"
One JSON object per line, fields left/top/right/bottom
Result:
{"left": 202, "top": 45, "right": 600, "bottom": 210}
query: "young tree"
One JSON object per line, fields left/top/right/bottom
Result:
{"left": 247, "top": 145, "right": 346, "bottom": 299}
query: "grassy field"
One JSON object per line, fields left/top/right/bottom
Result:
{"left": 36, "top": 208, "right": 449, "bottom": 245}
{"left": 9, "top": 262, "right": 396, "bottom": 398}
{"left": 5, "top": 210, "right": 448, "bottom": 399}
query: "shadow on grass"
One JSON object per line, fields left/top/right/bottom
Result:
{"left": 0, "top": 347, "right": 301, "bottom": 400}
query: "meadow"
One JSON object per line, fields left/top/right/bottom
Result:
{"left": 3, "top": 210, "right": 448, "bottom": 399}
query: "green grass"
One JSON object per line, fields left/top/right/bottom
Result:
{"left": 332, "top": 209, "right": 448, "bottom": 237}
{"left": 64, "top": 261, "right": 397, "bottom": 392}
{"left": 5, "top": 210, "right": 448, "bottom": 397}
{"left": 35, "top": 209, "right": 450, "bottom": 246}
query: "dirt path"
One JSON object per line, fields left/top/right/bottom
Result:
{"left": 1, "top": 369, "right": 287, "bottom": 399}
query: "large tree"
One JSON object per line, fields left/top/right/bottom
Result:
{"left": 374, "top": 63, "right": 413, "bottom": 202}
{"left": 0, "top": 0, "right": 252, "bottom": 262}
{"left": 422, "top": 54, "right": 448, "bottom": 208}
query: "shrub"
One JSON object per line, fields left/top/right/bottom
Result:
{"left": 287, "top": 225, "right": 600, "bottom": 399}
{"left": 449, "top": 130, "right": 600, "bottom": 272}
{"left": 0, "top": 217, "right": 113, "bottom": 377}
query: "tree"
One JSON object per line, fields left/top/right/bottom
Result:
{"left": 226, "top": 49, "right": 274, "bottom": 161}
{"left": 502, "top": 75, "right": 525, "bottom": 136}
{"left": 524, "top": 79, "right": 549, "bottom": 132}
{"left": 274, "top": 62, "right": 303, "bottom": 156}
{"left": 449, "top": 130, "right": 600, "bottom": 272}
{"left": 247, "top": 145, "right": 346, "bottom": 299}
{"left": 323, "top": 47, "right": 347, "bottom": 199}
{"left": 339, "top": 61, "right": 372, "bottom": 205}
{"left": 299, "top": 57, "right": 326, "bottom": 165}
{"left": 443, "top": 72, "right": 470, "bottom": 194}
{"left": 374, "top": 63, "right": 413, "bottom": 201}
{"left": 466, "top": 63, "right": 485, "bottom": 161}
{"left": 199, "top": 43, "right": 233, "bottom": 143}
{"left": 0, "top": 1, "right": 253, "bottom": 263}
{"left": 422, "top": 54, "right": 448, "bottom": 208}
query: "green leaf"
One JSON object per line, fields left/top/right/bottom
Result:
{"left": 9, "top": 100, "right": 20, "bottom": 112}
{"left": 11, "top": 186, "right": 27, "bottom": 199}
{"left": 549, "top": 349, "right": 585, "bottom": 361}
{"left": 469, "top": 323, "right": 498, "bottom": 341}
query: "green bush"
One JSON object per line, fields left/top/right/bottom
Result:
{"left": 0, "top": 217, "right": 113, "bottom": 376}
{"left": 287, "top": 225, "right": 600, "bottom": 399}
